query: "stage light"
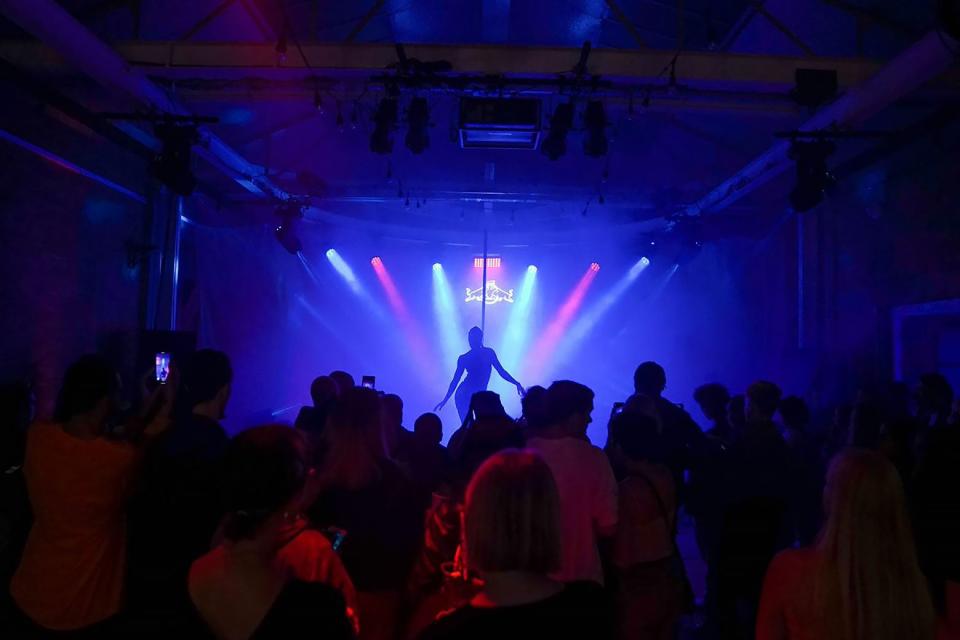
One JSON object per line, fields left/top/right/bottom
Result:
{"left": 433, "top": 262, "right": 442, "bottom": 270}
{"left": 371, "top": 256, "right": 383, "bottom": 266}
{"left": 405, "top": 97, "right": 430, "bottom": 154}
{"left": 528, "top": 264, "right": 538, "bottom": 273}
{"left": 590, "top": 262, "right": 601, "bottom": 272}
{"left": 583, "top": 100, "right": 608, "bottom": 158}
{"left": 152, "top": 124, "right": 198, "bottom": 196}
{"left": 789, "top": 140, "right": 836, "bottom": 212}
{"left": 370, "top": 97, "right": 398, "bottom": 154}
{"left": 325, "top": 249, "right": 363, "bottom": 296}
{"left": 541, "top": 102, "right": 574, "bottom": 161}
{"left": 273, "top": 202, "right": 303, "bottom": 255}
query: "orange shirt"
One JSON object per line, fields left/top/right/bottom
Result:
{"left": 10, "top": 421, "right": 138, "bottom": 630}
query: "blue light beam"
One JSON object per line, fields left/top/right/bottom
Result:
{"left": 325, "top": 248, "right": 364, "bottom": 296}
{"left": 499, "top": 264, "right": 538, "bottom": 375}
{"left": 432, "top": 263, "right": 466, "bottom": 376}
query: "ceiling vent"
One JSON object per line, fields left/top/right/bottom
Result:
{"left": 459, "top": 98, "right": 541, "bottom": 150}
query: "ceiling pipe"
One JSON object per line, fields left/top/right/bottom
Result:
{"left": 681, "top": 29, "right": 959, "bottom": 217}
{"left": 0, "top": 0, "right": 291, "bottom": 201}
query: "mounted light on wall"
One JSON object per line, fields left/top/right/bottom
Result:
{"left": 541, "top": 101, "right": 574, "bottom": 161}
{"left": 583, "top": 100, "right": 608, "bottom": 158}
{"left": 370, "top": 96, "right": 398, "bottom": 154}
{"left": 274, "top": 202, "right": 303, "bottom": 255}
{"left": 405, "top": 97, "right": 430, "bottom": 154}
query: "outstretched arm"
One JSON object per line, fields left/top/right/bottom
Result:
{"left": 435, "top": 358, "right": 465, "bottom": 411}
{"left": 492, "top": 352, "right": 524, "bottom": 396}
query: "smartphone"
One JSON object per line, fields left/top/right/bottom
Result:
{"left": 612, "top": 401, "right": 625, "bottom": 416}
{"left": 361, "top": 375, "right": 376, "bottom": 389}
{"left": 155, "top": 352, "right": 171, "bottom": 384}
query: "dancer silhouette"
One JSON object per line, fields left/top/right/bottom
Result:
{"left": 435, "top": 327, "right": 524, "bottom": 423}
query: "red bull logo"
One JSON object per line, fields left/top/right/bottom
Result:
{"left": 465, "top": 280, "right": 514, "bottom": 305}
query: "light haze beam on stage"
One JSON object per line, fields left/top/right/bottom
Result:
{"left": 525, "top": 262, "right": 600, "bottom": 381}
{"left": 325, "top": 249, "right": 364, "bottom": 296}
{"left": 370, "top": 257, "right": 440, "bottom": 388}
{"left": 498, "top": 265, "right": 538, "bottom": 377}
{"left": 432, "top": 263, "right": 466, "bottom": 377}
{"left": 551, "top": 257, "right": 650, "bottom": 371}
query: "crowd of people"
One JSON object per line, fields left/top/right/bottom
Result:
{"left": 1, "top": 342, "right": 959, "bottom": 640}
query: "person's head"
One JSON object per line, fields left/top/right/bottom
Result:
{"left": 470, "top": 391, "right": 506, "bottom": 421}
{"left": 693, "top": 383, "right": 730, "bottom": 422}
{"left": 329, "top": 370, "right": 355, "bottom": 395}
{"left": 468, "top": 326, "right": 484, "bottom": 349}
{"left": 462, "top": 449, "right": 561, "bottom": 577}
{"left": 381, "top": 393, "right": 403, "bottom": 428}
{"left": 816, "top": 449, "right": 934, "bottom": 640}
{"left": 849, "top": 401, "right": 883, "bottom": 448}
{"left": 323, "top": 387, "right": 385, "bottom": 488}
{"left": 221, "top": 425, "right": 310, "bottom": 541}
{"left": 53, "top": 354, "right": 120, "bottom": 425}
{"left": 414, "top": 412, "right": 443, "bottom": 445}
{"left": 520, "top": 385, "right": 548, "bottom": 431}
{"left": 611, "top": 411, "right": 665, "bottom": 463}
{"left": 727, "top": 394, "right": 746, "bottom": 431}
{"left": 310, "top": 376, "right": 338, "bottom": 408}
{"left": 545, "top": 380, "right": 594, "bottom": 438}
{"left": 633, "top": 361, "right": 667, "bottom": 398}
{"left": 915, "top": 373, "right": 954, "bottom": 417}
{"left": 745, "top": 380, "right": 781, "bottom": 425}
{"left": 779, "top": 395, "right": 810, "bottom": 431}
{"left": 184, "top": 349, "right": 232, "bottom": 420}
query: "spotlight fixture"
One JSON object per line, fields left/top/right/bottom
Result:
{"left": 590, "top": 262, "right": 601, "bottom": 272}
{"left": 370, "top": 97, "right": 398, "bottom": 154}
{"left": 433, "top": 262, "right": 442, "bottom": 271}
{"left": 274, "top": 202, "right": 303, "bottom": 255}
{"left": 152, "top": 124, "right": 198, "bottom": 196}
{"left": 371, "top": 256, "right": 383, "bottom": 266}
{"left": 583, "top": 100, "right": 608, "bottom": 158}
{"left": 541, "top": 102, "right": 574, "bottom": 161}
{"left": 789, "top": 140, "right": 837, "bottom": 212}
{"left": 528, "top": 265, "right": 538, "bottom": 273}
{"left": 405, "top": 97, "right": 430, "bottom": 154}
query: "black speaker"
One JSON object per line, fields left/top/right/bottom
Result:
{"left": 792, "top": 68, "right": 838, "bottom": 109}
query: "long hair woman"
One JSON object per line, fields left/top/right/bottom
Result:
{"left": 417, "top": 449, "right": 612, "bottom": 640}
{"left": 756, "top": 448, "right": 935, "bottom": 640}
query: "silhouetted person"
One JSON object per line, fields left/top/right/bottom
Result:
{"left": 295, "top": 375, "right": 338, "bottom": 435}
{"left": 188, "top": 426, "right": 356, "bottom": 640}
{"left": 694, "top": 383, "right": 733, "bottom": 444}
{"left": 519, "top": 385, "right": 549, "bottom": 434}
{"left": 779, "top": 396, "right": 821, "bottom": 545}
{"left": 916, "top": 373, "right": 954, "bottom": 430}
{"left": 11, "top": 355, "right": 172, "bottom": 634}
{"left": 406, "top": 413, "right": 450, "bottom": 499}
{"left": 628, "top": 362, "right": 706, "bottom": 498}
{"left": 448, "top": 391, "right": 523, "bottom": 481}
{"left": 528, "top": 381, "right": 618, "bottom": 585}
{"left": 127, "top": 349, "right": 233, "bottom": 632}
{"left": 436, "top": 327, "right": 524, "bottom": 423}
{"left": 329, "top": 370, "right": 355, "bottom": 396}
{"left": 712, "top": 380, "right": 797, "bottom": 640}
{"left": 727, "top": 394, "right": 747, "bottom": 436}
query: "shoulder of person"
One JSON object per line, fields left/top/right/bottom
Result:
{"left": 767, "top": 546, "right": 818, "bottom": 580}
{"left": 418, "top": 604, "right": 476, "bottom": 640}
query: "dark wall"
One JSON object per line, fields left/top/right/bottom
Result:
{"left": 0, "top": 144, "right": 147, "bottom": 417}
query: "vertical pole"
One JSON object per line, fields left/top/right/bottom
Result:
{"left": 797, "top": 212, "right": 804, "bottom": 349}
{"left": 481, "top": 228, "right": 489, "bottom": 333}
{"left": 170, "top": 196, "right": 183, "bottom": 330}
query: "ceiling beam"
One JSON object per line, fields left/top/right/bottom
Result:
{"left": 0, "top": 40, "right": 902, "bottom": 90}
{"left": 751, "top": 2, "right": 816, "bottom": 57}
{"left": 604, "top": 0, "right": 649, "bottom": 49}
{"left": 345, "top": 0, "right": 387, "bottom": 43}
{"left": 820, "top": 0, "right": 921, "bottom": 39}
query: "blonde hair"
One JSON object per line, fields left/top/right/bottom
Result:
{"left": 815, "top": 449, "right": 934, "bottom": 640}
{"left": 322, "top": 387, "right": 386, "bottom": 490}
{"left": 463, "top": 450, "right": 561, "bottom": 575}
